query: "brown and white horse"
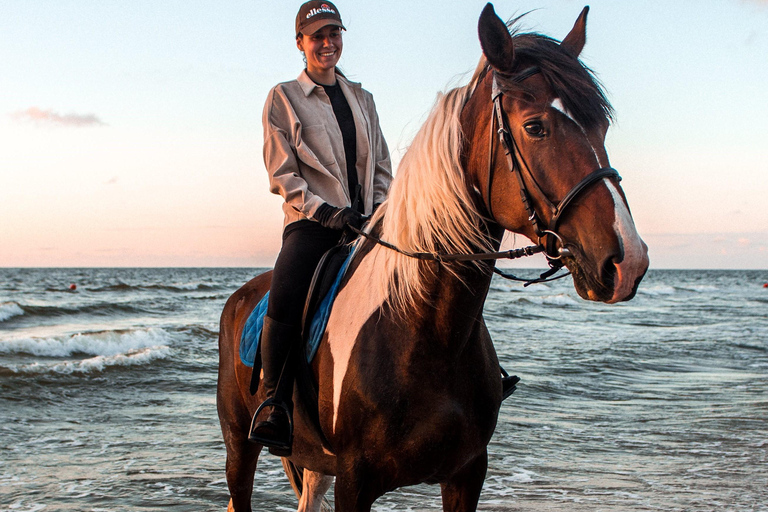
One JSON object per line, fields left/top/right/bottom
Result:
{"left": 217, "top": 4, "right": 649, "bottom": 511}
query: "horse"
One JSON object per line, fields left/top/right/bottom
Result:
{"left": 217, "top": 3, "right": 649, "bottom": 511}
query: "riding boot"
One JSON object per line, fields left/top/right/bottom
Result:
{"left": 500, "top": 366, "right": 520, "bottom": 401}
{"left": 248, "top": 315, "right": 300, "bottom": 456}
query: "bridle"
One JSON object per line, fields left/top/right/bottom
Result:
{"left": 350, "top": 66, "right": 621, "bottom": 286}
{"left": 485, "top": 67, "right": 621, "bottom": 281}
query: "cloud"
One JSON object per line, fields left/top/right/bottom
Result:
{"left": 10, "top": 107, "right": 106, "bottom": 127}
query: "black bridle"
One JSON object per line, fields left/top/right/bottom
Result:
{"left": 486, "top": 67, "right": 620, "bottom": 282}
{"left": 351, "top": 66, "right": 621, "bottom": 286}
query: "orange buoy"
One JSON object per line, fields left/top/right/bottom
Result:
{"left": 763, "top": 283, "right": 768, "bottom": 288}
{"left": 69, "top": 283, "right": 77, "bottom": 290}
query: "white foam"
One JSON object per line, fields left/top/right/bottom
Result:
{"left": 0, "top": 302, "right": 24, "bottom": 322}
{"left": 638, "top": 285, "right": 676, "bottom": 296}
{"left": 680, "top": 285, "right": 718, "bottom": 292}
{"left": 172, "top": 282, "right": 210, "bottom": 291}
{"left": 11, "top": 346, "right": 172, "bottom": 374}
{"left": 523, "top": 294, "right": 579, "bottom": 307}
{"left": 0, "top": 327, "right": 173, "bottom": 357}
{"left": 542, "top": 294, "right": 579, "bottom": 306}
{"left": 4, "top": 501, "right": 45, "bottom": 512}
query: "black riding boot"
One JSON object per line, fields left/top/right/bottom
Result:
{"left": 248, "top": 315, "right": 300, "bottom": 456}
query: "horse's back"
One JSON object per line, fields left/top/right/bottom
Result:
{"left": 219, "top": 270, "right": 272, "bottom": 358}
{"left": 217, "top": 271, "right": 272, "bottom": 432}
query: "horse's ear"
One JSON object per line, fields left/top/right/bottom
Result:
{"left": 560, "top": 6, "right": 589, "bottom": 57}
{"left": 478, "top": 3, "right": 515, "bottom": 74}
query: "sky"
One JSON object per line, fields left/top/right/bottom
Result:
{"left": 1, "top": 0, "right": 767, "bottom": 269}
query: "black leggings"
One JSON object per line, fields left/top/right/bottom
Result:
{"left": 267, "top": 220, "right": 343, "bottom": 327}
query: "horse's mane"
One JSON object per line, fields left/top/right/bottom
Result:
{"left": 368, "top": 23, "right": 613, "bottom": 315}
{"left": 367, "top": 66, "right": 489, "bottom": 314}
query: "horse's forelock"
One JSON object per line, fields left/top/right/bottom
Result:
{"left": 502, "top": 32, "right": 614, "bottom": 130}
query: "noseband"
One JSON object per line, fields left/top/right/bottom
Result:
{"left": 487, "top": 68, "right": 621, "bottom": 270}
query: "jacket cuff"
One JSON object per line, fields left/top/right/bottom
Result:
{"left": 313, "top": 202, "right": 337, "bottom": 225}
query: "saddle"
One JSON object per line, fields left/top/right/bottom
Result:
{"left": 242, "top": 238, "right": 357, "bottom": 388}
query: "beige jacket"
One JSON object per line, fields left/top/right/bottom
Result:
{"left": 263, "top": 70, "right": 393, "bottom": 226}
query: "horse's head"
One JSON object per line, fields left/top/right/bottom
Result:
{"left": 463, "top": 3, "right": 648, "bottom": 303}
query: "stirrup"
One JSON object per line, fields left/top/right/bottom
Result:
{"left": 248, "top": 397, "right": 294, "bottom": 456}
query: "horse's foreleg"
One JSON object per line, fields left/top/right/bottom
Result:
{"left": 333, "top": 461, "right": 380, "bottom": 512}
{"left": 298, "top": 469, "right": 334, "bottom": 512}
{"left": 439, "top": 450, "right": 488, "bottom": 512}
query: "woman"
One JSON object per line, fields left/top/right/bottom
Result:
{"left": 248, "top": 0, "right": 392, "bottom": 456}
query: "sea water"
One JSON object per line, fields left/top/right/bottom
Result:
{"left": 1, "top": 268, "right": 766, "bottom": 511}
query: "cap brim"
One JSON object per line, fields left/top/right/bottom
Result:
{"left": 298, "top": 18, "right": 346, "bottom": 37}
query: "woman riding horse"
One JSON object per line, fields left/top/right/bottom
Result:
{"left": 248, "top": 1, "right": 393, "bottom": 455}
{"left": 219, "top": 3, "right": 649, "bottom": 511}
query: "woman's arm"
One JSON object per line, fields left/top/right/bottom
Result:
{"left": 263, "top": 88, "right": 325, "bottom": 219}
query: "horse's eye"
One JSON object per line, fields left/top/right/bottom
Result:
{"left": 524, "top": 122, "right": 545, "bottom": 137}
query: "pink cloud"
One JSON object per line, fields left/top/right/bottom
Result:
{"left": 10, "top": 107, "right": 105, "bottom": 127}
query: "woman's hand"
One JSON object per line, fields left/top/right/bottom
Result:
{"left": 315, "top": 203, "right": 365, "bottom": 230}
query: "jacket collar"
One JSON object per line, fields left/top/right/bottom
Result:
{"left": 297, "top": 69, "right": 361, "bottom": 97}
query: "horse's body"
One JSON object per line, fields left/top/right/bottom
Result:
{"left": 218, "top": 4, "right": 649, "bottom": 511}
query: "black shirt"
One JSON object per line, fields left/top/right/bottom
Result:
{"left": 322, "top": 82, "right": 362, "bottom": 212}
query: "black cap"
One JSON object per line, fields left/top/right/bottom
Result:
{"left": 295, "top": 1, "right": 345, "bottom": 37}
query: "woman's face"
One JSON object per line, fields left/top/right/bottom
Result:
{"left": 297, "top": 25, "right": 343, "bottom": 76}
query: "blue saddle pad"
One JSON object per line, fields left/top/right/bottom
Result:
{"left": 240, "top": 249, "right": 355, "bottom": 367}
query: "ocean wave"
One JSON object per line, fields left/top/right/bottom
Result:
{"left": 0, "top": 302, "right": 24, "bottom": 322}
{"left": 0, "top": 327, "right": 173, "bottom": 357}
{"left": 16, "top": 302, "right": 149, "bottom": 319}
{"left": 637, "top": 285, "right": 676, "bottom": 296}
{"left": 87, "top": 282, "right": 220, "bottom": 293}
{"left": 679, "top": 284, "right": 718, "bottom": 292}
{"left": 9, "top": 346, "right": 172, "bottom": 374}
{"left": 517, "top": 294, "right": 579, "bottom": 307}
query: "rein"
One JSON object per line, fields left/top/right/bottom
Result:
{"left": 349, "top": 66, "right": 621, "bottom": 287}
{"left": 348, "top": 225, "right": 562, "bottom": 287}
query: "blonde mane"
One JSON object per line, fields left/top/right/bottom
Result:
{"left": 368, "top": 61, "right": 493, "bottom": 314}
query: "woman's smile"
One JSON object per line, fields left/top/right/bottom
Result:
{"left": 298, "top": 25, "right": 343, "bottom": 83}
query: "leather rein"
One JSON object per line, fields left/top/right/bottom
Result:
{"left": 352, "top": 66, "right": 621, "bottom": 286}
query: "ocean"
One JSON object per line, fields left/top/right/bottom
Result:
{"left": 1, "top": 268, "right": 766, "bottom": 511}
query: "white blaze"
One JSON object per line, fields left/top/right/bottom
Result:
{"left": 325, "top": 248, "right": 388, "bottom": 432}
{"left": 606, "top": 180, "right": 648, "bottom": 302}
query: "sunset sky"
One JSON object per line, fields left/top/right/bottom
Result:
{"left": 2, "top": 0, "right": 767, "bottom": 268}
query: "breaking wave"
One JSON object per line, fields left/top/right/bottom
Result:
{"left": 0, "top": 302, "right": 24, "bottom": 322}
{"left": 0, "top": 327, "right": 173, "bottom": 357}
{"left": 9, "top": 346, "right": 172, "bottom": 374}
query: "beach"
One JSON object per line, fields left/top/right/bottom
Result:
{"left": 1, "top": 267, "right": 766, "bottom": 511}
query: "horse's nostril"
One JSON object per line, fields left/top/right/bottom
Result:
{"left": 600, "top": 256, "right": 618, "bottom": 286}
